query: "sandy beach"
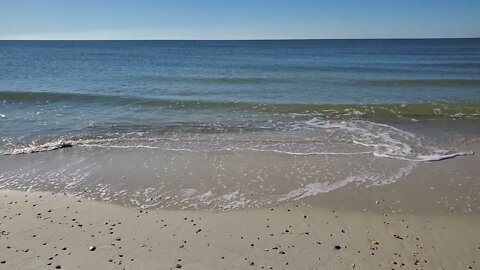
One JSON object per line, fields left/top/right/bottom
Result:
{"left": 1, "top": 181, "right": 479, "bottom": 270}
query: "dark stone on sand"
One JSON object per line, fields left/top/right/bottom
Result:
{"left": 393, "top": 234, "right": 404, "bottom": 240}
{"left": 334, "top": 245, "right": 342, "bottom": 250}
{"left": 89, "top": 246, "right": 96, "bottom": 251}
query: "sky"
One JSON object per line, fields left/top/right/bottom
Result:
{"left": 0, "top": 0, "right": 479, "bottom": 40}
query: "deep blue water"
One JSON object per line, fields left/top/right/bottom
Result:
{"left": 1, "top": 39, "right": 480, "bottom": 104}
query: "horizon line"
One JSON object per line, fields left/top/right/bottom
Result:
{"left": 1, "top": 37, "right": 480, "bottom": 41}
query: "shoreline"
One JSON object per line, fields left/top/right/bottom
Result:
{"left": 1, "top": 189, "right": 479, "bottom": 269}
{"left": 2, "top": 131, "right": 479, "bottom": 213}
{"left": 2, "top": 142, "right": 479, "bottom": 215}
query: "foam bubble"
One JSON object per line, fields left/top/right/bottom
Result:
{"left": 278, "top": 162, "right": 416, "bottom": 202}
{"left": 300, "top": 118, "right": 473, "bottom": 162}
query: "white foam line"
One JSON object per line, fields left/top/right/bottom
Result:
{"left": 242, "top": 148, "right": 373, "bottom": 156}
{"left": 79, "top": 144, "right": 194, "bottom": 152}
{"left": 80, "top": 144, "right": 372, "bottom": 156}
{"left": 278, "top": 161, "right": 417, "bottom": 202}
{"left": 374, "top": 151, "right": 474, "bottom": 162}
{"left": 362, "top": 120, "right": 417, "bottom": 137}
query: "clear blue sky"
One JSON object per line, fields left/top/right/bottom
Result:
{"left": 1, "top": 0, "right": 479, "bottom": 40}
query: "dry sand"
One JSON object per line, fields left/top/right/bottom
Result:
{"left": 1, "top": 190, "right": 479, "bottom": 270}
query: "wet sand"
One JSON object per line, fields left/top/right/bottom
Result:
{"left": 300, "top": 143, "right": 480, "bottom": 216}
{"left": 1, "top": 189, "right": 479, "bottom": 270}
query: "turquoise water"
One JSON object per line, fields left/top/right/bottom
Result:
{"left": 0, "top": 39, "right": 479, "bottom": 209}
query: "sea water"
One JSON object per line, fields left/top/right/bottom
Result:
{"left": 1, "top": 39, "right": 479, "bottom": 210}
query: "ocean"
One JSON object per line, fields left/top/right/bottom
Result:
{"left": 1, "top": 39, "right": 480, "bottom": 210}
